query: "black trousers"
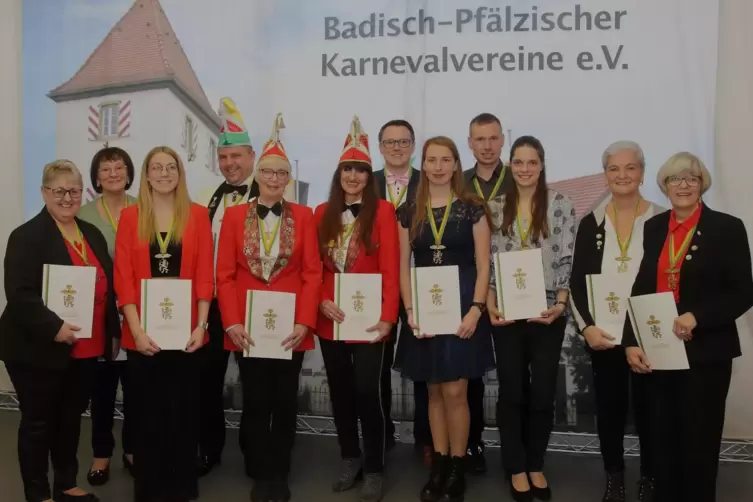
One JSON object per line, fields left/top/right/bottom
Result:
{"left": 320, "top": 338, "right": 387, "bottom": 473}
{"left": 90, "top": 359, "right": 131, "bottom": 458}
{"left": 6, "top": 358, "right": 96, "bottom": 502}
{"left": 197, "top": 300, "right": 231, "bottom": 460}
{"left": 648, "top": 361, "right": 732, "bottom": 502}
{"left": 382, "top": 337, "right": 396, "bottom": 440}
{"left": 494, "top": 317, "right": 566, "bottom": 474}
{"left": 239, "top": 351, "right": 305, "bottom": 480}
{"left": 128, "top": 350, "right": 200, "bottom": 502}
{"left": 590, "top": 346, "right": 653, "bottom": 475}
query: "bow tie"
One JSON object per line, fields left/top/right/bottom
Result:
{"left": 256, "top": 202, "right": 283, "bottom": 219}
{"left": 221, "top": 183, "right": 249, "bottom": 197}
{"left": 344, "top": 203, "right": 361, "bottom": 218}
{"left": 386, "top": 172, "right": 409, "bottom": 185}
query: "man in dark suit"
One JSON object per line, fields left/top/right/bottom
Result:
{"left": 372, "top": 119, "right": 419, "bottom": 456}
{"left": 197, "top": 97, "right": 260, "bottom": 477}
{"left": 461, "top": 112, "right": 515, "bottom": 475}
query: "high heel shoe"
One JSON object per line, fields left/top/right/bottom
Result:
{"left": 508, "top": 474, "right": 533, "bottom": 502}
{"left": 528, "top": 473, "right": 552, "bottom": 501}
{"left": 86, "top": 459, "right": 110, "bottom": 486}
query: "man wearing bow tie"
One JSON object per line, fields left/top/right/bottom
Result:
{"left": 372, "top": 120, "right": 420, "bottom": 457}
{"left": 197, "top": 98, "right": 260, "bottom": 477}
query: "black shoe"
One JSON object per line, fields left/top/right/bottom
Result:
{"left": 250, "top": 479, "right": 270, "bottom": 502}
{"left": 86, "top": 460, "right": 110, "bottom": 486}
{"left": 465, "top": 444, "right": 486, "bottom": 475}
{"left": 420, "top": 453, "right": 448, "bottom": 502}
{"left": 197, "top": 454, "right": 221, "bottom": 478}
{"left": 269, "top": 477, "right": 291, "bottom": 502}
{"left": 332, "top": 458, "right": 363, "bottom": 492}
{"left": 603, "top": 470, "right": 626, "bottom": 501}
{"left": 508, "top": 475, "right": 533, "bottom": 502}
{"left": 530, "top": 481, "right": 552, "bottom": 501}
{"left": 440, "top": 456, "right": 466, "bottom": 502}
{"left": 52, "top": 489, "right": 100, "bottom": 502}
{"left": 359, "top": 473, "right": 385, "bottom": 502}
{"left": 637, "top": 477, "right": 655, "bottom": 502}
{"left": 122, "top": 453, "right": 135, "bottom": 478}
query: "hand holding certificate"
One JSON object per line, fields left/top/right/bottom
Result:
{"left": 586, "top": 273, "right": 635, "bottom": 346}
{"left": 410, "top": 265, "right": 462, "bottom": 337}
{"left": 492, "top": 249, "right": 548, "bottom": 321}
{"left": 333, "top": 273, "right": 383, "bottom": 342}
{"left": 626, "top": 292, "right": 690, "bottom": 371}
{"left": 244, "top": 290, "right": 296, "bottom": 360}
{"left": 140, "top": 279, "right": 192, "bottom": 351}
{"left": 43, "top": 264, "right": 97, "bottom": 340}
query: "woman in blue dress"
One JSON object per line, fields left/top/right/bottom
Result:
{"left": 395, "top": 136, "right": 493, "bottom": 502}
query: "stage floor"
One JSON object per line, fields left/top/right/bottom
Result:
{"left": 0, "top": 411, "right": 750, "bottom": 501}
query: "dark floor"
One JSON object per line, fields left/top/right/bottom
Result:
{"left": 1, "top": 411, "right": 751, "bottom": 501}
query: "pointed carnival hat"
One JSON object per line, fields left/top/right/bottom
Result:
{"left": 339, "top": 115, "right": 371, "bottom": 166}
{"left": 257, "top": 113, "right": 290, "bottom": 168}
{"left": 218, "top": 97, "right": 251, "bottom": 147}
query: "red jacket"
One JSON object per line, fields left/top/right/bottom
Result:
{"left": 314, "top": 199, "right": 400, "bottom": 342}
{"left": 216, "top": 200, "right": 322, "bottom": 352}
{"left": 114, "top": 204, "right": 215, "bottom": 350}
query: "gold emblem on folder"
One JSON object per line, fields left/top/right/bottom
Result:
{"left": 352, "top": 291, "right": 365, "bottom": 312}
{"left": 514, "top": 268, "right": 527, "bottom": 290}
{"left": 160, "top": 297, "right": 174, "bottom": 320}
{"left": 264, "top": 308, "right": 278, "bottom": 330}
{"left": 647, "top": 315, "right": 662, "bottom": 339}
{"left": 429, "top": 284, "right": 443, "bottom": 306}
{"left": 61, "top": 284, "right": 76, "bottom": 308}
{"left": 606, "top": 292, "right": 620, "bottom": 315}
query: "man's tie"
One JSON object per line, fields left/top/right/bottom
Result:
{"left": 344, "top": 203, "right": 361, "bottom": 218}
{"left": 256, "top": 201, "right": 283, "bottom": 219}
{"left": 386, "top": 172, "right": 409, "bottom": 185}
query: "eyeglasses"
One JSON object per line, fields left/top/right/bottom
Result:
{"left": 45, "top": 187, "right": 83, "bottom": 199}
{"left": 666, "top": 175, "right": 701, "bottom": 187}
{"left": 149, "top": 163, "right": 178, "bottom": 174}
{"left": 380, "top": 139, "right": 413, "bottom": 148}
{"left": 259, "top": 169, "right": 290, "bottom": 181}
{"left": 99, "top": 165, "right": 126, "bottom": 175}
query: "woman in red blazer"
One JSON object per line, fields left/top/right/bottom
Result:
{"left": 314, "top": 116, "right": 399, "bottom": 502}
{"left": 216, "top": 114, "right": 321, "bottom": 502}
{"left": 114, "top": 146, "right": 214, "bottom": 502}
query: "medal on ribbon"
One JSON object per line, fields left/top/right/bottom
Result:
{"left": 258, "top": 214, "right": 282, "bottom": 257}
{"left": 473, "top": 164, "right": 506, "bottom": 201}
{"left": 612, "top": 199, "right": 641, "bottom": 273}
{"left": 515, "top": 206, "right": 532, "bottom": 249}
{"left": 334, "top": 220, "right": 357, "bottom": 266}
{"left": 666, "top": 224, "right": 697, "bottom": 291}
{"left": 102, "top": 197, "right": 128, "bottom": 232}
{"left": 59, "top": 224, "right": 89, "bottom": 265}
{"left": 155, "top": 220, "right": 175, "bottom": 274}
{"left": 427, "top": 192, "right": 453, "bottom": 264}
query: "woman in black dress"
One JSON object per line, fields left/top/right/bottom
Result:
{"left": 395, "top": 136, "right": 493, "bottom": 502}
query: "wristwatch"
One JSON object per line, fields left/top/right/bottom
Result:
{"left": 471, "top": 301, "right": 487, "bottom": 313}
{"left": 196, "top": 321, "right": 209, "bottom": 330}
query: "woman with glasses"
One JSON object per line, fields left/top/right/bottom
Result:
{"left": 114, "top": 146, "right": 214, "bottom": 502}
{"left": 0, "top": 160, "right": 120, "bottom": 502}
{"left": 314, "top": 117, "right": 399, "bottom": 502}
{"left": 623, "top": 152, "right": 753, "bottom": 502}
{"left": 77, "top": 147, "right": 137, "bottom": 485}
{"left": 216, "top": 115, "right": 321, "bottom": 502}
{"left": 486, "top": 136, "right": 576, "bottom": 502}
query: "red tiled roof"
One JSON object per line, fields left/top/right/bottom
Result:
{"left": 548, "top": 173, "right": 608, "bottom": 219}
{"left": 49, "top": 0, "right": 214, "bottom": 120}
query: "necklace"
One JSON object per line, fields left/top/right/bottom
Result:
{"left": 612, "top": 198, "right": 642, "bottom": 273}
{"left": 427, "top": 192, "right": 453, "bottom": 264}
{"left": 258, "top": 215, "right": 282, "bottom": 257}
{"left": 154, "top": 219, "right": 175, "bottom": 274}
{"left": 515, "top": 204, "right": 532, "bottom": 248}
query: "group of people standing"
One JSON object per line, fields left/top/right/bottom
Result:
{"left": 0, "top": 97, "right": 750, "bottom": 502}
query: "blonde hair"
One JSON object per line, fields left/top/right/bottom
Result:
{"left": 42, "top": 159, "right": 83, "bottom": 187}
{"left": 656, "top": 152, "right": 712, "bottom": 196}
{"left": 136, "top": 146, "right": 192, "bottom": 244}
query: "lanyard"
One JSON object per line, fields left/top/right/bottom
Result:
{"left": 473, "top": 165, "right": 506, "bottom": 201}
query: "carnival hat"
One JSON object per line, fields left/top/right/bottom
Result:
{"left": 218, "top": 97, "right": 251, "bottom": 147}
{"left": 339, "top": 115, "right": 371, "bottom": 166}
{"left": 257, "top": 113, "right": 290, "bottom": 168}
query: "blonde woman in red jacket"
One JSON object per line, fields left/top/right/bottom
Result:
{"left": 216, "top": 114, "right": 321, "bottom": 502}
{"left": 314, "top": 116, "right": 400, "bottom": 502}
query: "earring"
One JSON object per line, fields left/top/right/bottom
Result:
{"left": 96, "top": 181, "right": 101, "bottom": 187}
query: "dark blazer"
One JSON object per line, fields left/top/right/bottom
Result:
{"left": 207, "top": 180, "right": 260, "bottom": 223}
{"left": 0, "top": 208, "right": 120, "bottom": 369}
{"left": 373, "top": 167, "right": 419, "bottom": 206}
{"left": 623, "top": 204, "right": 753, "bottom": 363}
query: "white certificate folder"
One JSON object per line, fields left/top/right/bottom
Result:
{"left": 42, "top": 264, "right": 97, "bottom": 339}
{"left": 140, "top": 279, "right": 192, "bottom": 350}
{"left": 493, "top": 249, "right": 548, "bottom": 321}
{"left": 334, "top": 273, "right": 382, "bottom": 341}
{"left": 626, "top": 292, "right": 689, "bottom": 370}
{"left": 586, "top": 274, "right": 635, "bottom": 345}
{"left": 410, "top": 265, "right": 462, "bottom": 336}
{"left": 244, "top": 290, "right": 295, "bottom": 360}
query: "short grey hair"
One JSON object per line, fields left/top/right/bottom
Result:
{"left": 601, "top": 141, "right": 645, "bottom": 170}
{"left": 656, "top": 152, "right": 712, "bottom": 195}
{"left": 42, "top": 159, "right": 83, "bottom": 187}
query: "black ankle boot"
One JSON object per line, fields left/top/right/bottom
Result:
{"left": 603, "top": 470, "right": 626, "bottom": 501}
{"left": 440, "top": 456, "right": 466, "bottom": 502}
{"left": 420, "top": 453, "right": 448, "bottom": 502}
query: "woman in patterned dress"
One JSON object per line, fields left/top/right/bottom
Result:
{"left": 396, "top": 136, "right": 493, "bottom": 502}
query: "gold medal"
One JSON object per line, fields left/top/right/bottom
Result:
{"left": 154, "top": 219, "right": 175, "bottom": 274}
{"left": 515, "top": 206, "right": 532, "bottom": 249}
{"left": 59, "top": 224, "right": 89, "bottom": 265}
{"left": 333, "top": 220, "right": 357, "bottom": 266}
{"left": 427, "top": 192, "right": 453, "bottom": 264}
{"left": 666, "top": 222, "right": 696, "bottom": 291}
{"left": 612, "top": 199, "right": 641, "bottom": 273}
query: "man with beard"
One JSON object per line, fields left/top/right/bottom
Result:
{"left": 462, "top": 112, "right": 515, "bottom": 475}
{"left": 197, "top": 97, "right": 260, "bottom": 477}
